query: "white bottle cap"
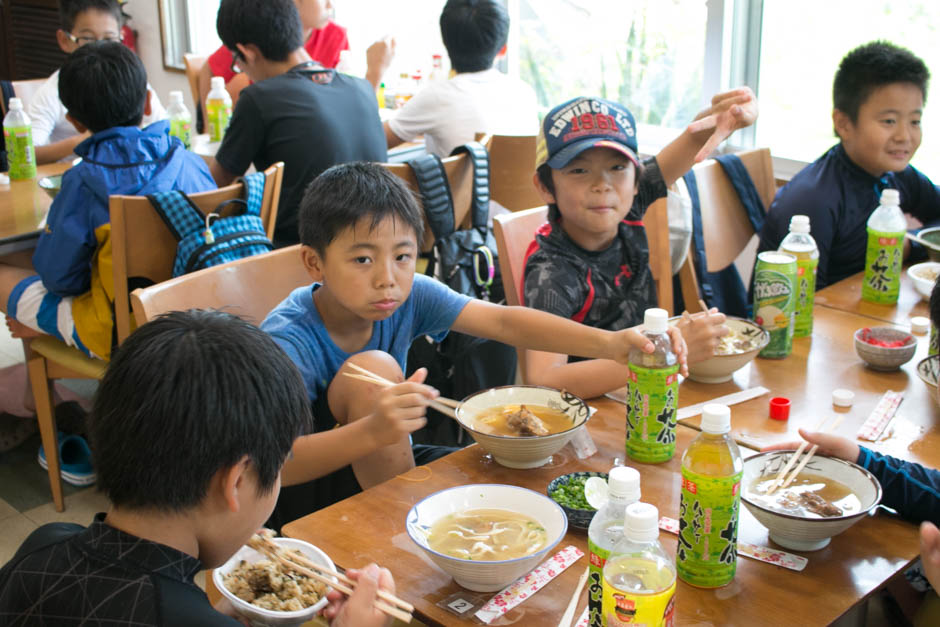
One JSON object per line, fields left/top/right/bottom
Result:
{"left": 881, "top": 188, "right": 900, "bottom": 206}
{"left": 608, "top": 465, "right": 641, "bottom": 503}
{"left": 623, "top": 502, "right": 659, "bottom": 543}
{"left": 911, "top": 316, "right": 930, "bottom": 335}
{"left": 832, "top": 389, "right": 855, "bottom": 408}
{"left": 643, "top": 308, "right": 668, "bottom": 334}
{"left": 701, "top": 403, "right": 731, "bottom": 434}
{"left": 210, "top": 76, "right": 225, "bottom": 91}
{"left": 8, "top": 97, "right": 22, "bottom": 110}
{"left": 789, "top": 214, "right": 810, "bottom": 234}
{"left": 168, "top": 90, "right": 184, "bottom": 104}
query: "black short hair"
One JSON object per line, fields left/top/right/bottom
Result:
{"left": 216, "top": 0, "right": 303, "bottom": 63}
{"left": 833, "top": 41, "right": 929, "bottom": 126}
{"left": 299, "top": 162, "right": 424, "bottom": 255}
{"left": 58, "top": 41, "right": 146, "bottom": 133}
{"left": 930, "top": 276, "right": 940, "bottom": 331}
{"left": 90, "top": 310, "right": 312, "bottom": 512}
{"left": 440, "top": 0, "right": 509, "bottom": 73}
{"left": 59, "top": 0, "right": 123, "bottom": 32}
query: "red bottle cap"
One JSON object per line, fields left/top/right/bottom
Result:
{"left": 769, "top": 397, "right": 791, "bottom": 421}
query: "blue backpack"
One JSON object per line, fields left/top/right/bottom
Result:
{"left": 147, "top": 171, "right": 273, "bottom": 277}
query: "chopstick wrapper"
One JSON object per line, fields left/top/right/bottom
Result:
{"left": 659, "top": 517, "right": 807, "bottom": 572}
{"left": 574, "top": 607, "right": 589, "bottom": 627}
{"left": 857, "top": 390, "right": 903, "bottom": 441}
{"left": 474, "top": 545, "right": 584, "bottom": 624}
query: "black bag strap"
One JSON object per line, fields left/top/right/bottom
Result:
{"left": 407, "top": 153, "right": 455, "bottom": 241}
{"left": 714, "top": 154, "right": 766, "bottom": 233}
{"left": 0, "top": 80, "right": 13, "bottom": 117}
{"left": 449, "top": 141, "right": 490, "bottom": 229}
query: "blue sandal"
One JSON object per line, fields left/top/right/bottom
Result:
{"left": 38, "top": 432, "right": 96, "bottom": 487}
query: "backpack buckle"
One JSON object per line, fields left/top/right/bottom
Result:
{"left": 473, "top": 245, "right": 495, "bottom": 289}
{"left": 203, "top": 212, "right": 220, "bottom": 245}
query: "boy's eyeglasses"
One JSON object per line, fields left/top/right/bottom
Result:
{"left": 64, "top": 32, "right": 124, "bottom": 46}
{"left": 230, "top": 49, "right": 243, "bottom": 75}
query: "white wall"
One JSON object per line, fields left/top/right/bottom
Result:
{"left": 127, "top": 2, "right": 193, "bottom": 111}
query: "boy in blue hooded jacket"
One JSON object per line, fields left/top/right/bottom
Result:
{"left": 0, "top": 41, "right": 215, "bottom": 359}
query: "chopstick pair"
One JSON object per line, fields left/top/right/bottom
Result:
{"left": 766, "top": 414, "right": 847, "bottom": 495}
{"left": 341, "top": 362, "right": 461, "bottom": 419}
{"left": 249, "top": 534, "right": 414, "bottom": 623}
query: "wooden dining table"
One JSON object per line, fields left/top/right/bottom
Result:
{"left": 815, "top": 269, "right": 929, "bottom": 325}
{"left": 284, "top": 399, "right": 921, "bottom": 626}
{"left": 0, "top": 162, "right": 70, "bottom": 255}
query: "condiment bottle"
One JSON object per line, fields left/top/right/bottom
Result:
{"left": 587, "top": 466, "right": 641, "bottom": 627}
{"left": 3, "top": 98, "right": 37, "bottom": 180}
{"left": 676, "top": 404, "right": 743, "bottom": 588}
{"left": 862, "top": 188, "right": 905, "bottom": 304}
{"left": 206, "top": 76, "right": 232, "bottom": 142}
{"left": 778, "top": 215, "right": 819, "bottom": 337}
{"left": 626, "top": 308, "right": 679, "bottom": 463}
{"left": 602, "top": 502, "right": 676, "bottom": 626}
{"left": 166, "top": 90, "right": 192, "bottom": 149}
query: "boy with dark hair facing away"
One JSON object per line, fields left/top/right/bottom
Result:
{"left": 758, "top": 40, "right": 940, "bottom": 289}
{"left": 0, "top": 41, "right": 214, "bottom": 360}
{"left": 210, "top": 0, "right": 387, "bottom": 247}
{"left": 0, "top": 310, "right": 396, "bottom": 626}
{"left": 30, "top": 0, "right": 166, "bottom": 164}
{"left": 383, "top": 0, "right": 537, "bottom": 157}
{"left": 261, "top": 161, "right": 688, "bottom": 524}
{"left": 522, "top": 90, "right": 759, "bottom": 400}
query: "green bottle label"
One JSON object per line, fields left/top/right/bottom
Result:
{"left": 862, "top": 229, "right": 903, "bottom": 304}
{"left": 626, "top": 363, "right": 679, "bottom": 463}
{"left": 931, "top": 324, "right": 938, "bottom": 357}
{"left": 676, "top": 467, "right": 741, "bottom": 588}
{"left": 753, "top": 267, "right": 795, "bottom": 358}
{"left": 587, "top": 537, "right": 609, "bottom": 627}
{"left": 170, "top": 117, "right": 192, "bottom": 149}
{"left": 206, "top": 100, "right": 231, "bottom": 142}
{"left": 792, "top": 258, "right": 818, "bottom": 338}
{"left": 4, "top": 125, "right": 37, "bottom": 180}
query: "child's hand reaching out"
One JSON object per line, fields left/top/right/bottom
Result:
{"left": 688, "top": 86, "right": 759, "bottom": 162}
{"left": 610, "top": 326, "right": 689, "bottom": 377}
{"left": 676, "top": 307, "right": 729, "bottom": 364}
{"left": 368, "top": 368, "right": 438, "bottom": 447}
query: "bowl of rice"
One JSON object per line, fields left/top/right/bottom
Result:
{"left": 214, "top": 536, "right": 336, "bottom": 627}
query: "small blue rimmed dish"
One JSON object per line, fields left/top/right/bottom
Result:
{"left": 547, "top": 471, "right": 607, "bottom": 530}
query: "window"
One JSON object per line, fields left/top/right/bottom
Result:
{"left": 158, "top": 0, "right": 222, "bottom": 71}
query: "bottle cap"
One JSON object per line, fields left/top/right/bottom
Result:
{"left": 8, "top": 97, "right": 22, "bottom": 110}
{"left": 643, "top": 308, "right": 668, "bottom": 334}
{"left": 623, "top": 502, "right": 659, "bottom": 543}
{"left": 911, "top": 316, "right": 930, "bottom": 335}
{"left": 832, "top": 389, "right": 855, "bottom": 408}
{"left": 769, "top": 397, "right": 791, "bottom": 421}
{"left": 168, "top": 90, "right": 184, "bottom": 104}
{"left": 608, "top": 465, "right": 641, "bottom": 503}
{"left": 701, "top": 403, "right": 731, "bottom": 433}
{"left": 210, "top": 76, "right": 225, "bottom": 90}
{"left": 880, "top": 188, "right": 900, "bottom": 206}
{"left": 789, "top": 214, "right": 810, "bottom": 234}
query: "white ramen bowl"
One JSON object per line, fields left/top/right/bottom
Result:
{"left": 908, "top": 262, "right": 940, "bottom": 301}
{"left": 213, "top": 537, "right": 336, "bottom": 627}
{"left": 406, "top": 483, "right": 568, "bottom": 591}
{"left": 455, "top": 385, "right": 590, "bottom": 469}
{"left": 741, "top": 451, "right": 882, "bottom": 552}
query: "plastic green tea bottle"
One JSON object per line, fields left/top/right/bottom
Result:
{"left": 626, "top": 308, "right": 679, "bottom": 463}
{"left": 3, "top": 98, "right": 37, "bottom": 180}
{"left": 676, "top": 403, "right": 742, "bottom": 588}
{"left": 587, "top": 466, "right": 641, "bottom": 627}
{"left": 166, "top": 90, "right": 192, "bottom": 149}
{"left": 778, "top": 215, "right": 819, "bottom": 337}
{"left": 602, "top": 502, "right": 676, "bottom": 626}
{"left": 206, "top": 76, "right": 232, "bottom": 143}
{"left": 862, "top": 188, "right": 905, "bottom": 304}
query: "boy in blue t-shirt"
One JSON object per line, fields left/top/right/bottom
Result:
{"left": 261, "top": 162, "right": 689, "bottom": 522}
{"left": 758, "top": 41, "right": 940, "bottom": 289}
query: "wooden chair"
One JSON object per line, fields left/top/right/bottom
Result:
{"left": 27, "top": 162, "right": 283, "bottom": 511}
{"left": 182, "top": 53, "right": 207, "bottom": 124}
{"left": 678, "top": 147, "right": 775, "bottom": 313}
{"left": 489, "top": 135, "right": 543, "bottom": 211}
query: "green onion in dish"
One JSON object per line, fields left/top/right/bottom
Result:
{"left": 550, "top": 475, "right": 595, "bottom": 510}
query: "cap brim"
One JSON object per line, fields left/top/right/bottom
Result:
{"left": 546, "top": 138, "right": 639, "bottom": 169}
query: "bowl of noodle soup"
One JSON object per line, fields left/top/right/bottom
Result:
{"left": 669, "top": 316, "right": 769, "bottom": 383}
{"left": 406, "top": 484, "right": 568, "bottom": 591}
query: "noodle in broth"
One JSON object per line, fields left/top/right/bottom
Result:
{"left": 428, "top": 508, "right": 548, "bottom": 560}
{"left": 749, "top": 472, "right": 861, "bottom": 518}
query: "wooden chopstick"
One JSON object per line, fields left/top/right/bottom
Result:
{"left": 557, "top": 566, "right": 589, "bottom": 627}
{"left": 766, "top": 416, "right": 828, "bottom": 496}
{"left": 779, "top": 415, "right": 846, "bottom": 490}
{"left": 342, "top": 363, "right": 461, "bottom": 419}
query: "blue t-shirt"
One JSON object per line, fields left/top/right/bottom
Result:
{"left": 262, "top": 273, "right": 471, "bottom": 411}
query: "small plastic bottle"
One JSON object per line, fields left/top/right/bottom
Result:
{"left": 676, "top": 404, "right": 743, "bottom": 588}
{"left": 626, "top": 308, "right": 679, "bottom": 463}
{"left": 778, "top": 215, "right": 819, "bottom": 337}
{"left": 862, "top": 188, "right": 906, "bottom": 304}
{"left": 3, "top": 98, "right": 37, "bottom": 180}
{"left": 394, "top": 71, "right": 413, "bottom": 108}
{"left": 430, "top": 54, "right": 447, "bottom": 82}
{"left": 166, "top": 90, "right": 192, "bottom": 149}
{"left": 206, "top": 76, "right": 232, "bottom": 142}
{"left": 602, "top": 502, "right": 676, "bottom": 626}
{"left": 586, "top": 466, "right": 641, "bottom": 627}
{"left": 376, "top": 82, "right": 386, "bottom": 109}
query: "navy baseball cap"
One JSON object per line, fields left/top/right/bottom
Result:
{"left": 535, "top": 96, "right": 639, "bottom": 170}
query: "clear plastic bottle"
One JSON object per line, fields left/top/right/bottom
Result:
{"left": 430, "top": 54, "right": 447, "bottom": 82}
{"left": 626, "top": 308, "right": 679, "bottom": 463}
{"left": 676, "top": 404, "right": 743, "bottom": 588}
{"left": 166, "top": 90, "right": 192, "bottom": 149}
{"left": 862, "top": 188, "right": 906, "bottom": 304}
{"left": 587, "top": 466, "right": 641, "bottom": 627}
{"left": 778, "top": 215, "right": 819, "bottom": 337}
{"left": 205, "top": 76, "right": 232, "bottom": 143}
{"left": 3, "top": 98, "right": 37, "bottom": 180}
{"left": 602, "top": 502, "right": 676, "bottom": 626}
{"left": 394, "top": 71, "right": 413, "bottom": 108}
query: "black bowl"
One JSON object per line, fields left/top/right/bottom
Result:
{"left": 547, "top": 471, "right": 607, "bottom": 530}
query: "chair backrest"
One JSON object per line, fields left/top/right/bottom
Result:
{"left": 382, "top": 134, "right": 492, "bottom": 252}
{"left": 489, "top": 135, "right": 543, "bottom": 211}
{"left": 11, "top": 78, "right": 46, "bottom": 110}
{"left": 110, "top": 161, "right": 284, "bottom": 343}
{"left": 182, "top": 54, "right": 206, "bottom": 116}
{"left": 130, "top": 245, "right": 309, "bottom": 328}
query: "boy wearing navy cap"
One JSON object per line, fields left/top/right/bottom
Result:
{"left": 523, "top": 91, "right": 758, "bottom": 400}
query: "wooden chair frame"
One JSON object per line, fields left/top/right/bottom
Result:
{"left": 488, "top": 134, "right": 543, "bottom": 211}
